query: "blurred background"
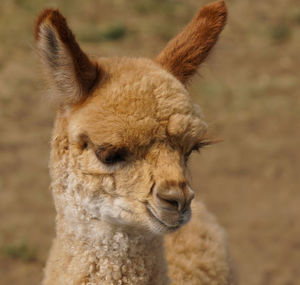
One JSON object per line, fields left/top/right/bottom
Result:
{"left": 0, "top": 0, "right": 299, "bottom": 284}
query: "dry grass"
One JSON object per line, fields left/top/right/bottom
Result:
{"left": 0, "top": 0, "right": 299, "bottom": 284}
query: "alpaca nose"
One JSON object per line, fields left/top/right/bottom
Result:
{"left": 154, "top": 182, "right": 194, "bottom": 212}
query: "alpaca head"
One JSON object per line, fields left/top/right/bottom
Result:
{"left": 35, "top": 1, "right": 227, "bottom": 235}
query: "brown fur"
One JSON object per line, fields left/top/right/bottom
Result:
{"left": 35, "top": 2, "right": 235, "bottom": 284}
{"left": 156, "top": 0, "right": 227, "bottom": 84}
{"left": 35, "top": 9, "right": 101, "bottom": 104}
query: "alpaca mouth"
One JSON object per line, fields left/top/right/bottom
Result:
{"left": 146, "top": 204, "right": 182, "bottom": 231}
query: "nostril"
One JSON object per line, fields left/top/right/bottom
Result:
{"left": 167, "top": 199, "right": 179, "bottom": 209}
{"left": 156, "top": 190, "right": 183, "bottom": 211}
{"left": 158, "top": 196, "right": 179, "bottom": 210}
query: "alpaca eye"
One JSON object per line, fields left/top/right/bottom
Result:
{"left": 184, "top": 150, "right": 193, "bottom": 163}
{"left": 185, "top": 145, "right": 198, "bottom": 159}
{"left": 95, "top": 146, "right": 128, "bottom": 165}
{"left": 184, "top": 140, "right": 213, "bottom": 163}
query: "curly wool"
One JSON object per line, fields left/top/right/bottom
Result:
{"left": 36, "top": 2, "right": 235, "bottom": 284}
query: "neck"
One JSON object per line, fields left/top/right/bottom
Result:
{"left": 43, "top": 215, "right": 169, "bottom": 285}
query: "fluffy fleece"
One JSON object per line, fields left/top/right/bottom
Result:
{"left": 35, "top": 1, "right": 235, "bottom": 284}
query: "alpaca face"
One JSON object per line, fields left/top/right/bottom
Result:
{"left": 35, "top": 2, "right": 227, "bottom": 234}
{"left": 60, "top": 58, "right": 208, "bottom": 234}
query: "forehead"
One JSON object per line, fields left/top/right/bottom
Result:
{"left": 69, "top": 57, "right": 207, "bottom": 149}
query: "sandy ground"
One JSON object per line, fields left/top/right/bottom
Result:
{"left": 0, "top": 0, "right": 299, "bottom": 284}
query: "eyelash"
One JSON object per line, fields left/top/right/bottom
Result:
{"left": 80, "top": 136, "right": 128, "bottom": 166}
{"left": 184, "top": 141, "right": 213, "bottom": 161}
{"left": 184, "top": 147, "right": 199, "bottom": 161}
{"left": 95, "top": 146, "right": 128, "bottom": 165}
{"left": 81, "top": 136, "right": 212, "bottom": 165}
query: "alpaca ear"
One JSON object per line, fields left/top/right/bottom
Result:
{"left": 35, "top": 9, "right": 101, "bottom": 105}
{"left": 155, "top": 1, "right": 227, "bottom": 84}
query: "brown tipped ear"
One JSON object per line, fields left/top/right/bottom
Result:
{"left": 35, "top": 9, "right": 102, "bottom": 105}
{"left": 155, "top": 0, "right": 227, "bottom": 84}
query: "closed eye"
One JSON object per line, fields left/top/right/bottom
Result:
{"left": 79, "top": 133, "right": 131, "bottom": 166}
{"left": 184, "top": 139, "right": 214, "bottom": 162}
{"left": 95, "top": 144, "right": 129, "bottom": 165}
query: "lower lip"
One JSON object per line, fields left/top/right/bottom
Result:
{"left": 146, "top": 206, "right": 181, "bottom": 230}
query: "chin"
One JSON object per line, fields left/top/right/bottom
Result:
{"left": 146, "top": 206, "right": 192, "bottom": 235}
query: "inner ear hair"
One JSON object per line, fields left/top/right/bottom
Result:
{"left": 35, "top": 9, "right": 103, "bottom": 105}
{"left": 155, "top": 1, "right": 227, "bottom": 84}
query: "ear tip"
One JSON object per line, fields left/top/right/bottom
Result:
{"left": 215, "top": 1, "right": 228, "bottom": 16}
{"left": 198, "top": 0, "right": 228, "bottom": 28}
{"left": 34, "top": 8, "right": 64, "bottom": 40}
{"left": 202, "top": 1, "right": 228, "bottom": 16}
{"left": 207, "top": 0, "right": 227, "bottom": 10}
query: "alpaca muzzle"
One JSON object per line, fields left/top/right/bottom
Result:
{"left": 147, "top": 181, "right": 195, "bottom": 229}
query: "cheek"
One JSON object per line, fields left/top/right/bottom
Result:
{"left": 101, "top": 175, "right": 116, "bottom": 193}
{"left": 68, "top": 144, "right": 119, "bottom": 194}
{"left": 114, "top": 163, "right": 153, "bottom": 200}
{"left": 67, "top": 172, "right": 115, "bottom": 221}
{"left": 79, "top": 149, "right": 114, "bottom": 175}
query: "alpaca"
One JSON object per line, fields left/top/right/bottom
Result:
{"left": 35, "top": 1, "right": 235, "bottom": 284}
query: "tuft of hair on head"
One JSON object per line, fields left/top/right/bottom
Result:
{"left": 35, "top": 9, "right": 103, "bottom": 106}
{"left": 155, "top": 0, "right": 227, "bottom": 85}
